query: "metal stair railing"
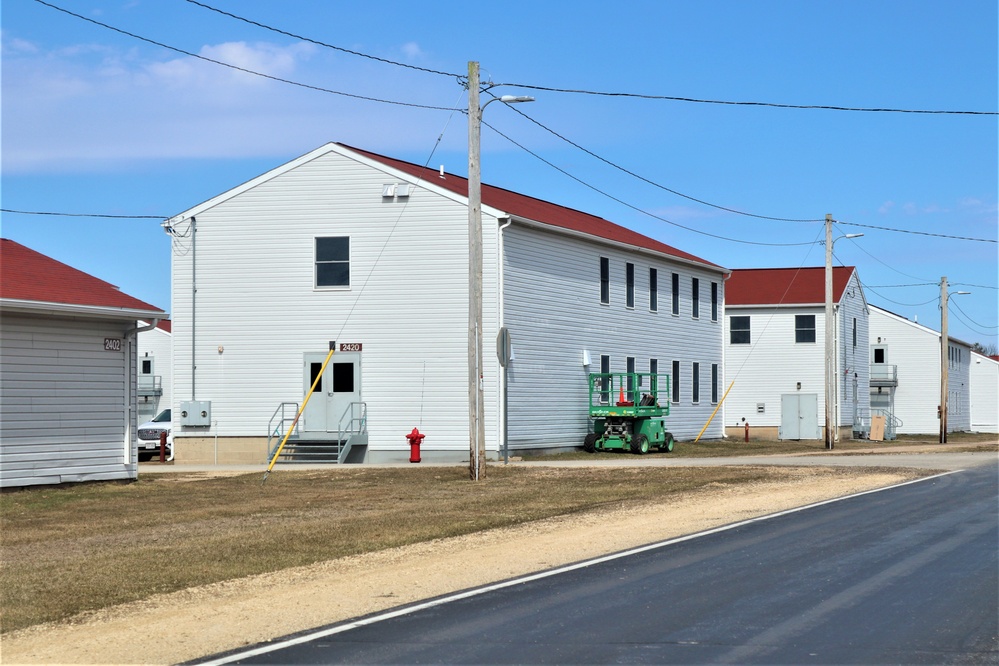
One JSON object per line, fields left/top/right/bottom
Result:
{"left": 336, "top": 401, "right": 367, "bottom": 464}
{"left": 267, "top": 402, "right": 300, "bottom": 460}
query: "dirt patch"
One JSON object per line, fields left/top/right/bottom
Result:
{"left": 1, "top": 467, "right": 923, "bottom": 665}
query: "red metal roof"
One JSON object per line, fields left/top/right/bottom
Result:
{"left": 726, "top": 266, "right": 856, "bottom": 306}
{"left": 0, "top": 238, "right": 165, "bottom": 314}
{"left": 342, "top": 144, "right": 722, "bottom": 270}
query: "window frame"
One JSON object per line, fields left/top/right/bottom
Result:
{"left": 671, "top": 273, "right": 680, "bottom": 315}
{"left": 711, "top": 363, "right": 719, "bottom": 404}
{"left": 315, "top": 236, "right": 350, "bottom": 289}
{"left": 599, "top": 354, "right": 611, "bottom": 403}
{"left": 692, "top": 362, "right": 700, "bottom": 404}
{"left": 671, "top": 360, "right": 680, "bottom": 403}
{"left": 691, "top": 277, "right": 700, "bottom": 319}
{"left": 711, "top": 282, "right": 718, "bottom": 322}
{"left": 730, "top": 315, "right": 751, "bottom": 345}
{"left": 600, "top": 257, "right": 610, "bottom": 305}
{"left": 795, "top": 314, "right": 817, "bottom": 344}
{"left": 626, "top": 262, "right": 635, "bottom": 309}
{"left": 649, "top": 268, "right": 658, "bottom": 312}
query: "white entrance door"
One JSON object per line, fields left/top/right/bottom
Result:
{"left": 781, "top": 393, "right": 818, "bottom": 440}
{"left": 302, "top": 352, "right": 361, "bottom": 434}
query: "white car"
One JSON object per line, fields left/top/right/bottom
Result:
{"left": 137, "top": 409, "right": 172, "bottom": 461}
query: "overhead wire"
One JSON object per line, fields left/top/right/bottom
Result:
{"left": 833, "top": 218, "right": 997, "bottom": 243}
{"left": 31, "top": 0, "right": 455, "bottom": 112}
{"left": 1, "top": 208, "right": 166, "bottom": 219}
{"left": 494, "top": 82, "right": 999, "bottom": 116}
{"left": 181, "top": 0, "right": 463, "bottom": 79}
{"left": 482, "top": 116, "right": 818, "bottom": 247}
{"left": 949, "top": 299, "right": 999, "bottom": 331}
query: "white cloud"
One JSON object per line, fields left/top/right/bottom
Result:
{"left": 878, "top": 200, "right": 895, "bottom": 214}
{"left": 401, "top": 42, "right": 425, "bottom": 60}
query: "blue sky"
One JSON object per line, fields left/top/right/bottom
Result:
{"left": 3, "top": 0, "right": 997, "bottom": 348}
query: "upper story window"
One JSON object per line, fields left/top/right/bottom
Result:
{"left": 730, "top": 316, "right": 750, "bottom": 344}
{"left": 853, "top": 318, "right": 857, "bottom": 348}
{"left": 711, "top": 282, "right": 719, "bottom": 322}
{"left": 600, "top": 257, "right": 610, "bottom": 305}
{"left": 671, "top": 273, "right": 680, "bottom": 315}
{"left": 795, "top": 314, "right": 816, "bottom": 343}
{"left": 691, "top": 278, "right": 700, "bottom": 318}
{"left": 626, "top": 263, "right": 635, "bottom": 308}
{"left": 316, "top": 237, "right": 350, "bottom": 288}
{"left": 649, "top": 268, "right": 658, "bottom": 312}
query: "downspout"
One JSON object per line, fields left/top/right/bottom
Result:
{"left": 191, "top": 216, "right": 197, "bottom": 400}
{"left": 721, "top": 271, "right": 731, "bottom": 438}
{"left": 498, "top": 217, "right": 513, "bottom": 462}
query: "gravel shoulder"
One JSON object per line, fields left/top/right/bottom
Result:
{"left": 1, "top": 466, "right": 931, "bottom": 665}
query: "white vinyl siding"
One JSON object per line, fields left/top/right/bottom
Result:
{"left": 170, "top": 149, "right": 492, "bottom": 458}
{"left": 503, "top": 224, "right": 725, "bottom": 444}
{"left": 136, "top": 325, "right": 172, "bottom": 423}
{"left": 0, "top": 313, "right": 137, "bottom": 488}
{"left": 970, "top": 354, "right": 999, "bottom": 433}
{"left": 869, "top": 306, "right": 970, "bottom": 434}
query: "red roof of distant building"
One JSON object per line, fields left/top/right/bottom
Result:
{"left": 726, "top": 266, "right": 856, "bottom": 306}
{"left": 342, "top": 144, "right": 722, "bottom": 270}
{"left": 1, "top": 238, "right": 165, "bottom": 314}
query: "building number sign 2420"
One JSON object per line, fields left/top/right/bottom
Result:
{"left": 339, "top": 342, "right": 362, "bottom": 352}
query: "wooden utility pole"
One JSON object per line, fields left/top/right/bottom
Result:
{"left": 940, "top": 276, "right": 948, "bottom": 443}
{"left": 467, "top": 61, "right": 485, "bottom": 481}
{"left": 824, "top": 214, "right": 835, "bottom": 450}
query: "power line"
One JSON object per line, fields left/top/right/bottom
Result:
{"left": 504, "top": 102, "right": 821, "bottom": 223}
{"left": 865, "top": 283, "right": 938, "bottom": 288}
{"left": 834, "top": 219, "right": 997, "bottom": 243}
{"left": 32, "top": 0, "right": 455, "bottom": 112}
{"left": 483, "top": 118, "right": 817, "bottom": 247}
{"left": 953, "top": 282, "right": 999, "bottom": 290}
{"left": 182, "top": 0, "right": 462, "bottom": 79}
{"left": 496, "top": 82, "right": 998, "bottom": 116}
{"left": 1, "top": 208, "right": 166, "bottom": 219}
{"left": 950, "top": 299, "right": 999, "bottom": 331}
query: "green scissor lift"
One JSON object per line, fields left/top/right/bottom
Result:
{"left": 585, "top": 372, "right": 675, "bottom": 454}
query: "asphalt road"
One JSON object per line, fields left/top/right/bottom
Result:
{"left": 202, "top": 459, "right": 998, "bottom": 665}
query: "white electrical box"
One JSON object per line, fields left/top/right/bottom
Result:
{"left": 179, "top": 400, "right": 211, "bottom": 426}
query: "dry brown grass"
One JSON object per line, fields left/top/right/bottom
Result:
{"left": 0, "top": 464, "right": 829, "bottom": 633}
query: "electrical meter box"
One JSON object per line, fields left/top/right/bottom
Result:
{"left": 179, "top": 400, "right": 211, "bottom": 427}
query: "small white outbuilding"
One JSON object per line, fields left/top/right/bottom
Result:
{"left": 0, "top": 239, "right": 167, "bottom": 488}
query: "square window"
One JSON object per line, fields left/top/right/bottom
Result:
{"left": 795, "top": 315, "right": 816, "bottom": 343}
{"left": 316, "top": 237, "right": 350, "bottom": 288}
{"left": 730, "top": 316, "right": 750, "bottom": 344}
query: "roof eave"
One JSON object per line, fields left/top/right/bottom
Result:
{"left": 1, "top": 298, "right": 167, "bottom": 321}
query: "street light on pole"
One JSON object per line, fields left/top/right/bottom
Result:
{"left": 824, "top": 214, "right": 863, "bottom": 450}
{"left": 467, "top": 61, "right": 534, "bottom": 481}
{"left": 939, "top": 277, "right": 971, "bottom": 444}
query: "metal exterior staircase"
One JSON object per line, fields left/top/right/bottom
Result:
{"left": 266, "top": 401, "right": 367, "bottom": 464}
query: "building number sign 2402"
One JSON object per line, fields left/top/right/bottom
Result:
{"left": 104, "top": 338, "right": 122, "bottom": 351}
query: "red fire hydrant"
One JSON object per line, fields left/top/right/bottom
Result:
{"left": 406, "top": 427, "right": 425, "bottom": 463}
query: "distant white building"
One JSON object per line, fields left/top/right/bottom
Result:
{"left": 970, "top": 352, "right": 998, "bottom": 434}
{"left": 137, "top": 320, "right": 172, "bottom": 423}
{"left": 868, "top": 305, "right": 972, "bottom": 436}
{"left": 724, "top": 266, "right": 870, "bottom": 441}
{"left": 0, "top": 239, "right": 167, "bottom": 487}
{"left": 163, "top": 143, "right": 729, "bottom": 464}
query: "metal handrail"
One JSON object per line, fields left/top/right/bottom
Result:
{"left": 869, "top": 364, "right": 898, "bottom": 383}
{"left": 336, "top": 401, "right": 367, "bottom": 464}
{"left": 267, "top": 402, "right": 300, "bottom": 459}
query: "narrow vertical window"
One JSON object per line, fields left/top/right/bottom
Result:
{"left": 649, "top": 268, "right": 658, "bottom": 312}
{"left": 671, "top": 273, "right": 679, "bottom": 315}
{"left": 600, "top": 257, "right": 609, "bottom": 304}
{"left": 600, "top": 354, "right": 610, "bottom": 403}
{"left": 627, "top": 356, "right": 636, "bottom": 396}
{"left": 711, "top": 363, "right": 719, "bottom": 403}
{"left": 853, "top": 318, "right": 857, "bottom": 348}
{"left": 650, "top": 358, "right": 658, "bottom": 395}
{"left": 692, "top": 362, "right": 700, "bottom": 403}
{"left": 795, "top": 315, "right": 816, "bottom": 343}
{"left": 672, "top": 360, "right": 680, "bottom": 403}
{"left": 711, "top": 282, "right": 718, "bottom": 322}
{"left": 691, "top": 278, "right": 700, "bottom": 319}
{"left": 626, "top": 263, "right": 635, "bottom": 308}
